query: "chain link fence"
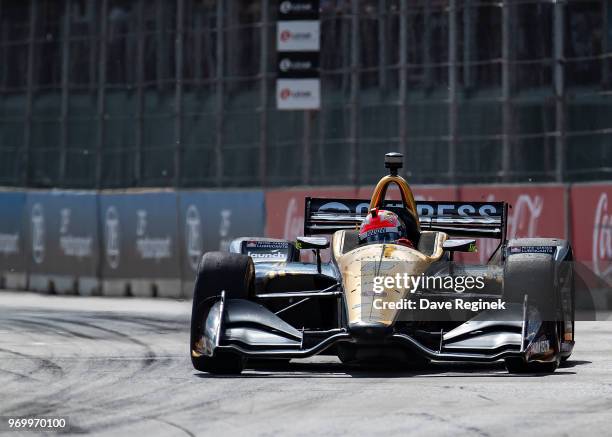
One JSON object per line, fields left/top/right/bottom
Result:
{"left": 0, "top": 0, "right": 611, "bottom": 189}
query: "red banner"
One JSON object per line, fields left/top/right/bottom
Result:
{"left": 570, "top": 183, "right": 612, "bottom": 283}
{"left": 265, "top": 188, "right": 356, "bottom": 240}
{"left": 458, "top": 185, "right": 566, "bottom": 263}
{"left": 264, "top": 184, "right": 612, "bottom": 268}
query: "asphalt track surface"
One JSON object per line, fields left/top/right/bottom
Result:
{"left": 1, "top": 292, "right": 611, "bottom": 436}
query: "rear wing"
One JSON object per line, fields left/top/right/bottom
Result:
{"left": 304, "top": 197, "right": 508, "bottom": 240}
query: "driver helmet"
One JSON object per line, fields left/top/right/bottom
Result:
{"left": 358, "top": 209, "right": 406, "bottom": 245}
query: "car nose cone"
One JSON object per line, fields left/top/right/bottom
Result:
{"left": 348, "top": 321, "right": 393, "bottom": 340}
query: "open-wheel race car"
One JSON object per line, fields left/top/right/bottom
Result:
{"left": 190, "top": 153, "right": 575, "bottom": 374}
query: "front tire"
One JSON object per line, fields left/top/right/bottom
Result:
{"left": 190, "top": 252, "right": 254, "bottom": 374}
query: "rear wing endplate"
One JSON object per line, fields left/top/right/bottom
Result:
{"left": 304, "top": 197, "right": 508, "bottom": 240}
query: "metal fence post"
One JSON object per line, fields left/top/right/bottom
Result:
{"left": 448, "top": 0, "right": 458, "bottom": 183}
{"left": 0, "top": 0, "right": 5, "bottom": 92}
{"left": 554, "top": 0, "right": 566, "bottom": 183}
{"left": 215, "top": 0, "right": 224, "bottom": 187}
{"left": 423, "top": 1, "right": 432, "bottom": 89}
{"left": 135, "top": 0, "right": 144, "bottom": 186}
{"left": 95, "top": 0, "right": 108, "bottom": 189}
{"left": 463, "top": 0, "right": 473, "bottom": 89}
{"left": 398, "top": 0, "right": 407, "bottom": 159}
{"left": 156, "top": 0, "right": 167, "bottom": 91}
{"left": 59, "top": 0, "right": 71, "bottom": 187}
{"left": 604, "top": 0, "right": 610, "bottom": 89}
{"left": 302, "top": 111, "right": 312, "bottom": 185}
{"left": 22, "top": 0, "right": 36, "bottom": 186}
{"left": 501, "top": 0, "right": 512, "bottom": 182}
{"left": 174, "top": 0, "right": 184, "bottom": 187}
{"left": 260, "top": 0, "right": 269, "bottom": 187}
{"left": 349, "top": 0, "right": 359, "bottom": 186}
{"left": 378, "top": 0, "right": 387, "bottom": 92}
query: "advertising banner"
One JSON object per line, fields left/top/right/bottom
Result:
{"left": 276, "top": 0, "right": 320, "bottom": 110}
{"left": 99, "top": 191, "right": 180, "bottom": 298}
{"left": 277, "top": 52, "right": 319, "bottom": 78}
{"left": 25, "top": 190, "right": 99, "bottom": 295}
{"left": 570, "top": 183, "right": 612, "bottom": 285}
{"left": 276, "top": 79, "right": 321, "bottom": 110}
{"left": 458, "top": 184, "right": 566, "bottom": 264}
{"left": 277, "top": 20, "right": 320, "bottom": 52}
{"left": 0, "top": 190, "right": 27, "bottom": 289}
{"left": 278, "top": 0, "right": 320, "bottom": 20}
{"left": 178, "top": 190, "right": 266, "bottom": 297}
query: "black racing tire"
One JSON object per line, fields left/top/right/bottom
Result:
{"left": 503, "top": 245, "right": 571, "bottom": 374}
{"left": 190, "top": 251, "right": 254, "bottom": 374}
{"left": 503, "top": 252, "right": 557, "bottom": 314}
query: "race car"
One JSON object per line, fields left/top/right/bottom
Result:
{"left": 190, "top": 153, "right": 575, "bottom": 374}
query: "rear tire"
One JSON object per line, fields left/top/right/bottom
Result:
{"left": 190, "top": 252, "right": 254, "bottom": 374}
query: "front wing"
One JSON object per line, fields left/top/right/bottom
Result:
{"left": 192, "top": 293, "right": 566, "bottom": 365}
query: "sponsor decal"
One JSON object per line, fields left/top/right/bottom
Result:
{"left": 530, "top": 338, "right": 551, "bottom": 355}
{"left": 277, "top": 79, "right": 320, "bottom": 109}
{"left": 318, "top": 200, "right": 370, "bottom": 215}
{"left": 248, "top": 252, "right": 286, "bottom": 260}
{"left": 279, "top": 0, "right": 318, "bottom": 17}
{"left": 105, "top": 206, "right": 120, "bottom": 269}
{"left": 277, "top": 52, "right": 319, "bottom": 78}
{"left": 417, "top": 203, "right": 501, "bottom": 220}
{"left": 31, "top": 203, "right": 45, "bottom": 264}
{"left": 186, "top": 205, "right": 202, "bottom": 271}
{"left": 245, "top": 240, "right": 289, "bottom": 249}
{"left": 244, "top": 240, "right": 290, "bottom": 262}
{"left": 279, "top": 58, "right": 312, "bottom": 72}
{"left": 277, "top": 21, "right": 320, "bottom": 51}
{"left": 593, "top": 193, "right": 612, "bottom": 280}
{"left": 507, "top": 246, "right": 556, "bottom": 256}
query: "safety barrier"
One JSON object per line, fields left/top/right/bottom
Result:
{"left": 0, "top": 183, "right": 609, "bottom": 297}
{"left": 0, "top": 189, "right": 265, "bottom": 298}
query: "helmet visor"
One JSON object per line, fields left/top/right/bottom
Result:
{"left": 359, "top": 227, "right": 402, "bottom": 245}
